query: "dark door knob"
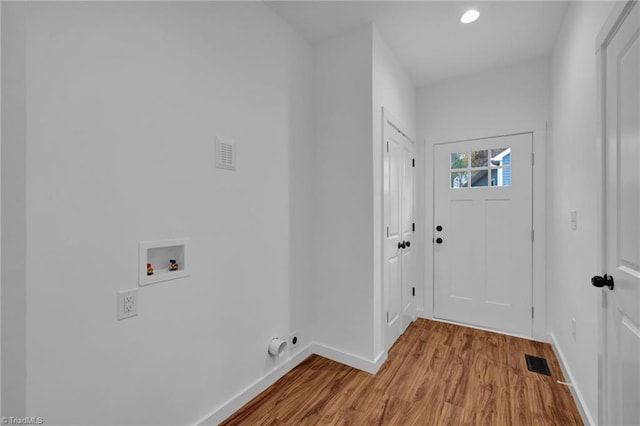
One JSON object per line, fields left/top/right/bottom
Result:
{"left": 435, "top": 238, "right": 443, "bottom": 244}
{"left": 398, "top": 241, "right": 406, "bottom": 249}
{"left": 405, "top": 241, "right": 411, "bottom": 247}
{"left": 591, "top": 274, "right": 614, "bottom": 290}
{"left": 436, "top": 225, "right": 443, "bottom": 232}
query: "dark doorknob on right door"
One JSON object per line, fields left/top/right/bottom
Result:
{"left": 435, "top": 237, "right": 443, "bottom": 244}
{"left": 591, "top": 274, "right": 614, "bottom": 290}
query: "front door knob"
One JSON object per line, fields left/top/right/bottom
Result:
{"left": 591, "top": 274, "right": 614, "bottom": 290}
{"left": 405, "top": 241, "right": 411, "bottom": 248}
{"left": 435, "top": 237, "right": 443, "bottom": 244}
{"left": 398, "top": 241, "right": 406, "bottom": 249}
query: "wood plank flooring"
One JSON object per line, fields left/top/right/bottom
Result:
{"left": 221, "top": 319, "right": 583, "bottom": 425}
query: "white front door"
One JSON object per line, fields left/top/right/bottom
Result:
{"left": 383, "top": 116, "right": 415, "bottom": 350}
{"left": 434, "top": 134, "right": 533, "bottom": 336}
{"left": 600, "top": 2, "right": 640, "bottom": 424}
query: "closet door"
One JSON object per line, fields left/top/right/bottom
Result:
{"left": 383, "top": 114, "right": 415, "bottom": 350}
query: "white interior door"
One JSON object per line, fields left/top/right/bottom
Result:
{"left": 383, "top": 116, "right": 415, "bottom": 350}
{"left": 434, "top": 134, "right": 533, "bottom": 336}
{"left": 600, "top": 2, "right": 640, "bottom": 424}
{"left": 400, "top": 143, "right": 416, "bottom": 328}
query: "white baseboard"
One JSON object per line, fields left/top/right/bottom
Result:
{"left": 195, "top": 342, "right": 387, "bottom": 425}
{"left": 311, "top": 343, "right": 387, "bottom": 375}
{"left": 549, "top": 332, "right": 595, "bottom": 426}
{"left": 195, "top": 343, "right": 313, "bottom": 426}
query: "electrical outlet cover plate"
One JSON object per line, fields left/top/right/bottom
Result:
{"left": 117, "top": 289, "right": 138, "bottom": 320}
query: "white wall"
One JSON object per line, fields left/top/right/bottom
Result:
{"left": 1, "top": 3, "right": 26, "bottom": 418}
{"left": 418, "top": 57, "right": 550, "bottom": 143}
{"left": 417, "top": 58, "right": 550, "bottom": 340}
{"left": 548, "top": 2, "right": 615, "bottom": 423}
{"left": 312, "top": 25, "right": 376, "bottom": 362}
{"left": 312, "top": 24, "right": 417, "bottom": 366}
{"left": 2, "top": 2, "right": 313, "bottom": 424}
{"left": 372, "top": 25, "right": 417, "bottom": 356}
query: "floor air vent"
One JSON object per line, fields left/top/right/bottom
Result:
{"left": 525, "top": 354, "right": 551, "bottom": 376}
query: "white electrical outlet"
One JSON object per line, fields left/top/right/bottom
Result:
{"left": 571, "top": 318, "right": 577, "bottom": 340}
{"left": 117, "top": 289, "right": 138, "bottom": 320}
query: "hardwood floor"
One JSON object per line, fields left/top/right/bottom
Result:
{"left": 222, "top": 319, "right": 583, "bottom": 425}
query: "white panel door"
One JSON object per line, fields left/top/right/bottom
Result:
{"left": 400, "top": 144, "right": 416, "bottom": 329}
{"left": 383, "top": 118, "right": 415, "bottom": 350}
{"left": 601, "top": 2, "right": 640, "bottom": 424}
{"left": 384, "top": 129, "right": 403, "bottom": 349}
{"left": 434, "top": 134, "right": 533, "bottom": 336}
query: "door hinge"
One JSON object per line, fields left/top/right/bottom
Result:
{"left": 387, "top": 312, "right": 389, "bottom": 323}
{"left": 412, "top": 287, "right": 415, "bottom": 297}
{"left": 412, "top": 158, "right": 415, "bottom": 167}
{"left": 387, "top": 226, "right": 389, "bottom": 237}
{"left": 386, "top": 141, "right": 389, "bottom": 153}
{"left": 532, "top": 306, "right": 535, "bottom": 318}
{"left": 531, "top": 153, "right": 535, "bottom": 166}
{"left": 412, "top": 222, "right": 415, "bottom": 232}
{"left": 531, "top": 229, "right": 535, "bottom": 242}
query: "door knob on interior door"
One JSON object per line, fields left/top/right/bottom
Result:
{"left": 398, "top": 241, "right": 406, "bottom": 249}
{"left": 591, "top": 274, "right": 614, "bottom": 290}
{"left": 435, "top": 238, "right": 443, "bottom": 244}
{"left": 405, "top": 241, "right": 411, "bottom": 247}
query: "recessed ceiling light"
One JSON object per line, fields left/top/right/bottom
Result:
{"left": 461, "top": 9, "right": 480, "bottom": 24}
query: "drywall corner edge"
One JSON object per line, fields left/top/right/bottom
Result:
{"left": 549, "top": 332, "right": 594, "bottom": 426}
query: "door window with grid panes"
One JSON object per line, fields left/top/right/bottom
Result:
{"left": 450, "top": 148, "right": 511, "bottom": 188}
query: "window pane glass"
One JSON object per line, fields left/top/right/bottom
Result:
{"left": 451, "top": 171, "right": 469, "bottom": 188}
{"left": 450, "top": 152, "right": 468, "bottom": 169}
{"left": 471, "top": 150, "right": 488, "bottom": 167}
{"left": 470, "top": 170, "right": 489, "bottom": 187}
{"left": 502, "top": 152, "right": 511, "bottom": 166}
{"left": 491, "top": 148, "right": 510, "bottom": 166}
{"left": 502, "top": 167, "right": 511, "bottom": 185}
{"left": 490, "top": 167, "right": 511, "bottom": 187}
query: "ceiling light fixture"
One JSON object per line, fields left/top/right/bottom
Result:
{"left": 461, "top": 9, "right": 480, "bottom": 24}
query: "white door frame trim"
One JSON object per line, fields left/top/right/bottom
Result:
{"left": 0, "top": 0, "right": 3, "bottom": 415}
{"left": 595, "top": 2, "right": 637, "bottom": 423}
{"left": 422, "top": 123, "right": 547, "bottom": 341}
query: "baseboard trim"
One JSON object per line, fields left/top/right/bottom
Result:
{"left": 195, "top": 342, "right": 388, "bottom": 425}
{"left": 431, "top": 316, "right": 540, "bottom": 341}
{"left": 196, "top": 343, "right": 313, "bottom": 425}
{"left": 549, "top": 332, "right": 595, "bottom": 426}
{"left": 311, "top": 343, "right": 387, "bottom": 375}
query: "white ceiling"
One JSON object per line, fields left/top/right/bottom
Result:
{"left": 267, "top": 1, "right": 569, "bottom": 87}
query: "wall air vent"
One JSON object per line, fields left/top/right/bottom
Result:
{"left": 216, "top": 136, "right": 236, "bottom": 171}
